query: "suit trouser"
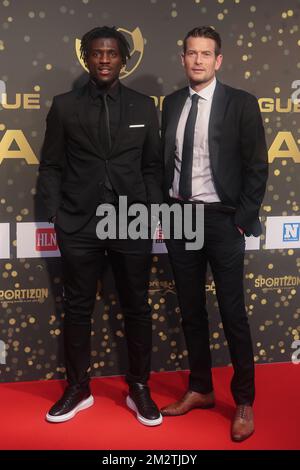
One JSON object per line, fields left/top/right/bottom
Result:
{"left": 166, "top": 205, "right": 255, "bottom": 405}
{"left": 55, "top": 215, "right": 153, "bottom": 389}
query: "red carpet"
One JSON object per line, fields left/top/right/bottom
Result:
{"left": 0, "top": 362, "right": 299, "bottom": 450}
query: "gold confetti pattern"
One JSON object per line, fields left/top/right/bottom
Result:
{"left": 0, "top": 0, "right": 299, "bottom": 381}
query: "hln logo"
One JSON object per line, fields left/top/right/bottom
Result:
{"left": 35, "top": 228, "right": 57, "bottom": 251}
{"left": 283, "top": 223, "right": 300, "bottom": 242}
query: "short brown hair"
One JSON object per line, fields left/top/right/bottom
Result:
{"left": 183, "top": 26, "right": 222, "bottom": 56}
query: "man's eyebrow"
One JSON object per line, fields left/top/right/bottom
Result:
{"left": 91, "top": 47, "right": 118, "bottom": 52}
{"left": 187, "top": 48, "right": 213, "bottom": 53}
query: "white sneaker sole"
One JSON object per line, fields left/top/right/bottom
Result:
{"left": 126, "top": 395, "right": 163, "bottom": 427}
{"left": 46, "top": 395, "right": 94, "bottom": 423}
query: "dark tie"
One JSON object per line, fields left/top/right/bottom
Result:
{"left": 99, "top": 93, "right": 115, "bottom": 201}
{"left": 99, "top": 93, "right": 111, "bottom": 155}
{"left": 179, "top": 93, "right": 200, "bottom": 200}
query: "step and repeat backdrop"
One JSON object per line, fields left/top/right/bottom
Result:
{"left": 0, "top": 0, "right": 299, "bottom": 382}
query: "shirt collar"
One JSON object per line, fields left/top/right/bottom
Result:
{"left": 189, "top": 77, "right": 216, "bottom": 101}
{"left": 88, "top": 79, "right": 120, "bottom": 101}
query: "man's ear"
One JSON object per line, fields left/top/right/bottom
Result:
{"left": 215, "top": 54, "right": 223, "bottom": 71}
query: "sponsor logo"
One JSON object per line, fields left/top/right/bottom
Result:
{"left": 283, "top": 223, "right": 300, "bottom": 242}
{"left": 149, "top": 280, "right": 176, "bottom": 296}
{"left": 16, "top": 223, "right": 60, "bottom": 258}
{"left": 0, "top": 288, "right": 49, "bottom": 302}
{"left": 254, "top": 275, "right": 300, "bottom": 289}
{"left": 265, "top": 216, "right": 300, "bottom": 249}
{"left": 36, "top": 228, "right": 58, "bottom": 251}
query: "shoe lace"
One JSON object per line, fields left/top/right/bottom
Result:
{"left": 237, "top": 405, "right": 248, "bottom": 420}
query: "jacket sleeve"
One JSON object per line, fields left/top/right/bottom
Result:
{"left": 38, "top": 97, "right": 65, "bottom": 221}
{"left": 234, "top": 94, "right": 269, "bottom": 235}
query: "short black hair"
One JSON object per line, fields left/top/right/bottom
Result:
{"left": 80, "top": 26, "right": 131, "bottom": 65}
{"left": 183, "top": 26, "right": 222, "bottom": 56}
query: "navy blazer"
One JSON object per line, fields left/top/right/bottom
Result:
{"left": 161, "top": 80, "right": 268, "bottom": 236}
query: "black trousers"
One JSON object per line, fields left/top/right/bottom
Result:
{"left": 55, "top": 215, "right": 153, "bottom": 389}
{"left": 166, "top": 204, "right": 255, "bottom": 405}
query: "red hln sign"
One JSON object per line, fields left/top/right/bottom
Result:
{"left": 35, "top": 228, "right": 57, "bottom": 251}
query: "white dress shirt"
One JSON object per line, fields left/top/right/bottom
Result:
{"left": 170, "top": 77, "right": 220, "bottom": 202}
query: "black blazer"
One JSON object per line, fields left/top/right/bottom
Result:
{"left": 161, "top": 80, "right": 268, "bottom": 236}
{"left": 38, "top": 82, "right": 163, "bottom": 233}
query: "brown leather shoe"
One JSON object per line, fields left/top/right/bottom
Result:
{"left": 160, "top": 390, "right": 215, "bottom": 416}
{"left": 231, "top": 405, "right": 254, "bottom": 442}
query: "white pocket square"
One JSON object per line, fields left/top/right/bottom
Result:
{"left": 129, "top": 124, "right": 145, "bottom": 128}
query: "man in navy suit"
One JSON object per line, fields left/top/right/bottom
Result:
{"left": 39, "top": 26, "right": 163, "bottom": 426}
{"left": 160, "top": 26, "right": 268, "bottom": 441}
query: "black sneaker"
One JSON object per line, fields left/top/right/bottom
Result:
{"left": 46, "top": 385, "right": 94, "bottom": 423}
{"left": 126, "top": 383, "right": 162, "bottom": 426}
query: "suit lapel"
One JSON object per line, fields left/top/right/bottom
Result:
{"left": 108, "top": 84, "right": 131, "bottom": 158}
{"left": 168, "top": 87, "right": 189, "bottom": 156}
{"left": 208, "top": 81, "right": 229, "bottom": 172}
{"left": 166, "top": 87, "right": 189, "bottom": 165}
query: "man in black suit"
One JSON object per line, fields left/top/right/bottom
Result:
{"left": 160, "top": 26, "right": 268, "bottom": 441}
{"left": 39, "top": 26, "right": 163, "bottom": 426}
